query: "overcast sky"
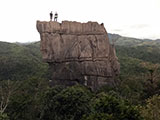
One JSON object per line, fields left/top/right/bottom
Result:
{"left": 0, "top": 0, "right": 160, "bottom": 43}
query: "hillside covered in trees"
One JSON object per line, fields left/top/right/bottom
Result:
{"left": 0, "top": 34, "right": 160, "bottom": 120}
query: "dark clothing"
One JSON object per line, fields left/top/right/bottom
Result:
{"left": 50, "top": 12, "right": 53, "bottom": 21}
{"left": 54, "top": 13, "right": 58, "bottom": 21}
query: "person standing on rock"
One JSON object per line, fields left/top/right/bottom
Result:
{"left": 54, "top": 12, "right": 58, "bottom": 21}
{"left": 50, "top": 11, "right": 53, "bottom": 21}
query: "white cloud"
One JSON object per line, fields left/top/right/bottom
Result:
{"left": 0, "top": 0, "right": 160, "bottom": 42}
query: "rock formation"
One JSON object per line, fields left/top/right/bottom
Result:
{"left": 36, "top": 20, "right": 120, "bottom": 90}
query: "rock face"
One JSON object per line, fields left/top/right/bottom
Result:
{"left": 37, "top": 21, "right": 120, "bottom": 90}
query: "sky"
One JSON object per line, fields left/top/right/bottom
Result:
{"left": 0, "top": 0, "right": 160, "bottom": 43}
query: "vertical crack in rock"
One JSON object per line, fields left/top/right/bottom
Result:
{"left": 37, "top": 20, "right": 120, "bottom": 90}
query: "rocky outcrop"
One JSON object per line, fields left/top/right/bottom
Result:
{"left": 37, "top": 20, "right": 120, "bottom": 90}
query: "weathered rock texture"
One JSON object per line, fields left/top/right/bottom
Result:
{"left": 37, "top": 20, "right": 120, "bottom": 90}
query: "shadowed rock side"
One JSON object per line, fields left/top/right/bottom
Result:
{"left": 37, "top": 21, "right": 120, "bottom": 90}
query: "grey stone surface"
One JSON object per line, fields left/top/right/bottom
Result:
{"left": 37, "top": 20, "right": 120, "bottom": 90}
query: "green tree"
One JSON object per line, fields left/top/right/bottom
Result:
{"left": 91, "top": 92, "right": 143, "bottom": 120}
{"left": 141, "top": 94, "right": 160, "bottom": 120}
{"left": 0, "top": 80, "right": 19, "bottom": 120}
{"left": 81, "top": 113, "right": 114, "bottom": 120}
{"left": 7, "top": 77, "right": 48, "bottom": 120}
{"left": 41, "top": 85, "right": 92, "bottom": 120}
{"left": 0, "top": 113, "right": 9, "bottom": 120}
{"left": 142, "top": 63, "right": 160, "bottom": 99}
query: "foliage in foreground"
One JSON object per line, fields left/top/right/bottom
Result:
{"left": 40, "top": 86, "right": 143, "bottom": 120}
{"left": 0, "top": 113, "right": 9, "bottom": 120}
{"left": 41, "top": 85, "right": 92, "bottom": 120}
{"left": 141, "top": 94, "right": 160, "bottom": 120}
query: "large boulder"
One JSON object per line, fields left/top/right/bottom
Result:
{"left": 37, "top": 20, "right": 120, "bottom": 90}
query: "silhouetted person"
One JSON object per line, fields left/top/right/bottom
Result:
{"left": 50, "top": 11, "right": 53, "bottom": 21}
{"left": 54, "top": 12, "right": 58, "bottom": 21}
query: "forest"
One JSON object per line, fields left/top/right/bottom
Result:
{"left": 0, "top": 34, "right": 160, "bottom": 120}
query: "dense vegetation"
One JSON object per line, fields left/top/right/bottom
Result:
{"left": 0, "top": 34, "right": 160, "bottom": 120}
